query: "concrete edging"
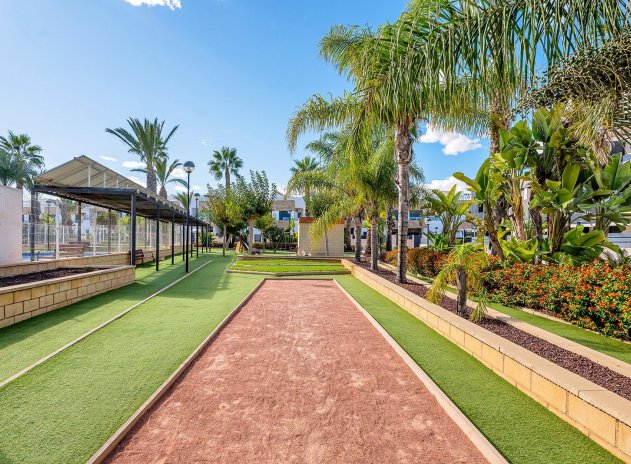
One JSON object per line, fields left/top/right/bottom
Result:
{"left": 0, "top": 259, "right": 214, "bottom": 390}
{"left": 343, "top": 260, "right": 631, "bottom": 462}
{"left": 379, "top": 262, "right": 631, "bottom": 378}
{"left": 87, "top": 277, "right": 268, "bottom": 464}
{"left": 335, "top": 280, "right": 508, "bottom": 464}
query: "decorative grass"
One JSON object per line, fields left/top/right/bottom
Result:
{"left": 0, "top": 254, "right": 262, "bottom": 464}
{"left": 0, "top": 254, "right": 210, "bottom": 383}
{"left": 335, "top": 275, "right": 620, "bottom": 464}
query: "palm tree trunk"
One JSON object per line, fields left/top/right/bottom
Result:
{"left": 395, "top": 123, "right": 414, "bottom": 283}
{"left": 386, "top": 207, "right": 394, "bottom": 252}
{"left": 370, "top": 217, "right": 378, "bottom": 271}
{"left": 485, "top": 199, "right": 504, "bottom": 258}
{"left": 146, "top": 163, "right": 158, "bottom": 194}
{"left": 225, "top": 168, "right": 231, "bottom": 193}
{"left": 159, "top": 186, "right": 167, "bottom": 198}
{"left": 354, "top": 216, "right": 362, "bottom": 263}
{"left": 222, "top": 224, "right": 227, "bottom": 256}
{"left": 366, "top": 222, "right": 372, "bottom": 258}
{"left": 456, "top": 267, "right": 467, "bottom": 317}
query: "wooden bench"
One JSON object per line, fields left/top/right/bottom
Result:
{"left": 59, "top": 243, "right": 87, "bottom": 258}
{"left": 130, "top": 249, "right": 156, "bottom": 265}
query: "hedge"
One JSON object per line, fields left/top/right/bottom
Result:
{"left": 382, "top": 249, "right": 631, "bottom": 340}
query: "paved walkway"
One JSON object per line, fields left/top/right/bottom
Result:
{"left": 107, "top": 279, "right": 488, "bottom": 463}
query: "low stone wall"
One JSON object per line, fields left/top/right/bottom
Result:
{"left": 0, "top": 245, "right": 186, "bottom": 278}
{"left": 0, "top": 266, "right": 135, "bottom": 329}
{"left": 342, "top": 260, "right": 631, "bottom": 462}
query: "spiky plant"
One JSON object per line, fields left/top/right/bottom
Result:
{"left": 208, "top": 147, "right": 243, "bottom": 193}
{"left": 428, "top": 244, "right": 490, "bottom": 321}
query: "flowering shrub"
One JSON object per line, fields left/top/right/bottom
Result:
{"left": 407, "top": 248, "right": 447, "bottom": 278}
{"left": 384, "top": 249, "right": 398, "bottom": 265}
{"left": 482, "top": 260, "right": 631, "bottom": 340}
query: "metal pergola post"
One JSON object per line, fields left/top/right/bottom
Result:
{"left": 196, "top": 221, "right": 199, "bottom": 258}
{"left": 107, "top": 208, "right": 112, "bottom": 254}
{"left": 130, "top": 193, "right": 137, "bottom": 266}
{"left": 156, "top": 205, "right": 160, "bottom": 272}
{"left": 77, "top": 202, "right": 82, "bottom": 242}
{"left": 29, "top": 195, "right": 36, "bottom": 261}
{"left": 171, "top": 212, "right": 175, "bottom": 265}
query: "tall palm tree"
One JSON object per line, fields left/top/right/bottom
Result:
{"left": 175, "top": 191, "right": 193, "bottom": 211}
{"left": 285, "top": 156, "right": 320, "bottom": 216}
{"left": 287, "top": 20, "right": 483, "bottom": 282}
{"left": 106, "top": 118, "right": 179, "bottom": 194}
{"left": 0, "top": 132, "right": 44, "bottom": 189}
{"left": 132, "top": 156, "right": 187, "bottom": 198}
{"left": 208, "top": 147, "right": 243, "bottom": 193}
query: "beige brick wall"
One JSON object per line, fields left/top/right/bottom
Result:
{"left": 297, "top": 221, "right": 345, "bottom": 257}
{"left": 0, "top": 245, "right": 187, "bottom": 278}
{"left": 0, "top": 266, "right": 135, "bottom": 329}
{"left": 343, "top": 260, "right": 631, "bottom": 463}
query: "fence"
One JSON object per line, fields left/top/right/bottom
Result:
{"left": 22, "top": 220, "right": 190, "bottom": 259}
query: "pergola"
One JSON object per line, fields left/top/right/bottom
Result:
{"left": 32, "top": 156, "right": 210, "bottom": 269}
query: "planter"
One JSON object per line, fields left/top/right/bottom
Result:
{"left": 0, "top": 265, "right": 135, "bottom": 329}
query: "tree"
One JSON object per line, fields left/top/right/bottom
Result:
{"left": 132, "top": 156, "right": 187, "bottom": 198}
{"left": 422, "top": 186, "right": 474, "bottom": 246}
{"left": 428, "top": 244, "right": 489, "bottom": 321}
{"left": 234, "top": 171, "right": 276, "bottom": 255}
{"left": 208, "top": 147, "right": 243, "bottom": 193}
{"left": 285, "top": 156, "right": 320, "bottom": 216}
{"left": 0, "top": 132, "right": 44, "bottom": 189}
{"left": 205, "top": 186, "right": 241, "bottom": 256}
{"left": 106, "top": 118, "right": 179, "bottom": 194}
{"left": 175, "top": 191, "right": 193, "bottom": 211}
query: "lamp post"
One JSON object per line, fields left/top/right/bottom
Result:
{"left": 183, "top": 161, "right": 195, "bottom": 273}
{"left": 194, "top": 193, "right": 200, "bottom": 258}
{"left": 46, "top": 199, "right": 53, "bottom": 252}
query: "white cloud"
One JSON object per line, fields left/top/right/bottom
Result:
{"left": 129, "top": 176, "right": 147, "bottom": 188}
{"left": 418, "top": 125, "right": 482, "bottom": 155}
{"left": 424, "top": 176, "right": 468, "bottom": 193}
{"left": 192, "top": 184, "right": 202, "bottom": 192}
{"left": 171, "top": 167, "right": 186, "bottom": 178}
{"left": 124, "top": 0, "right": 181, "bottom": 10}
{"left": 174, "top": 185, "right": 188, "bottom": 192}
{"left": 100, "top": 156, "right": 117, "bottom": 162}
{"left": 201, "top": 139, "right": 208, "bottom": 146}
{"left": 122, "top": 160, "right": 145, "bottom": 169}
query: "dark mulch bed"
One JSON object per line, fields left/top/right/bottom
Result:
{"left": 359, "top": 263, "right": 631, "bottom": 402}
{"left": 0, "top": 268, "right": 97, "bottom": 289}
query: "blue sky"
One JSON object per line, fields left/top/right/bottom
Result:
{"left": 0, "top": 0, "right": 490, "bottom": 195}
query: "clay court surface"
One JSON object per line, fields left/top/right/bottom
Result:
{"left": 106, "top": 279, "right": 488, "bottom": 464}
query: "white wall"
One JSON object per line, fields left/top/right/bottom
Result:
{"left": 0, "top": 186, "right": 23, "bottom": 264}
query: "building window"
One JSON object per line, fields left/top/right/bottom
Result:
{"left": 278, "top": 211, "right": 290, "bottom": 221}
{"left": 479, "top": 204, "right": 484, "bottom": 213}
{"left": 409, "top": 210, "right": 421, "bottom": 220}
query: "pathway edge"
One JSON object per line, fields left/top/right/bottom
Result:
{"left": 334, "top": 280, "right": 508, "bottom": 464}
{"left": 87, "top": 277, "right": 267, "bottom": 464}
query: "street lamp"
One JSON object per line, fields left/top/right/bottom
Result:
{"left": 183, "top": 161, "right": 195, "bottom": 273}
{"left": 194, "top": 192, "right": 200, "bottom": 258}
{"left": 46, "top": 199, "right": 53, "bottom": 252}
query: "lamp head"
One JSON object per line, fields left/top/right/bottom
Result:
{"left": 194, "top": 193, "right": 200, "bottom": 199}
{"left": 183, "top": 161, "right": 195, "bottom": 174}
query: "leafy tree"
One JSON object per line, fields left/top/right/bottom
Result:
{"left": 234, "top": 171, "right": 276, "bottom": 255}
{"left": 205, "top": 186, "right": 241, "bottom": 256}
{"left": 208, "top": 147, "right": 243, "bottom": 193}
{"left": 106, "top": 118, "right": 178, "bottom": 194}
{"left": 422, "top": 186, "right": 474, "bottom": 246}
{"left": 132, "top": 156, "right": 187, "bottom": 198}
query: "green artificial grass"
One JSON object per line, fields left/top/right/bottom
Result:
{"left": 231, "top": 258, "right": 345, "bottom": 273}
{"left": 408, "top": 270, "right": 631, "bottom": 365}
{"left": 235, "top": 258, "right": 340, "bottom": 266}
{"left": 0, "top": 254, "right": 263, "bottom": 464}
{"left": 334, "top": 275, "right": 620, "bottom": 464}
{"left": 0, "top": 253, "right": 210, "bottom": 383}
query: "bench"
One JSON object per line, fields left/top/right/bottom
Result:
{"left": 130, "top": 249, "right": 156, "bottom": 265}
{"left": 59, "top": 243, "right": 87, "bottom": 258}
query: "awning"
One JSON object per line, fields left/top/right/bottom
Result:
{"left": 33, "top": 156, "right": 206, "bottom": 226}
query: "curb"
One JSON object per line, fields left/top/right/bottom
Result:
{"left": 334, "top": 280, "right": 508, "bottom": 464}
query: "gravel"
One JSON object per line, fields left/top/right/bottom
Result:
{"left": 0, "top": 268, "right": 97, "bottom": 288}
{"left": 360, "top": 263, "right": 631, "bottom": 402}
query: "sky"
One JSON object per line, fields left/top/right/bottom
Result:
{"left": 0, "top": 0, "right": 490, "bottom": 196}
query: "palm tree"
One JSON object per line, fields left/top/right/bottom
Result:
{"left": 106, "top": 118, "right": 179, "bottom": 194}
{"left": 132, "top": 156, "right": 187, "bottom": 198}
{"left": 285, "top": 156, "right": 320, "bottom": 216}
{"left": 0, "top": 132, "right": 44, "bottom": 189}
{"left": 287, "top": 21, "right": 483, "bottom": 282}
{"left": 175, "top": 191, "right": 193, "bottom": 211}
{"left": 208, "top": 147, "right": 243, "bottom": 193}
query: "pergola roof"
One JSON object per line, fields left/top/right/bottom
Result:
{"left": 33, "top": 156, "right": 206, "bottom": 225}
